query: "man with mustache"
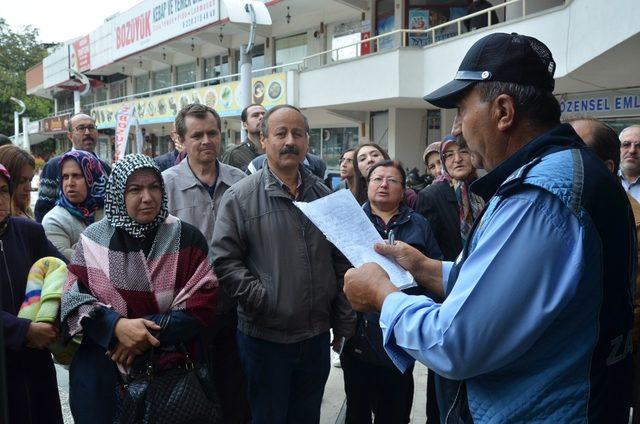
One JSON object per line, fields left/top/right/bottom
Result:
{"left": 619, "top": 125, "right": 640, "bottom": 203}
{"left": 35, "top": 113, "right": 111, "bottom": 222}
{"left": 161, "top": 103, "right": 248, "bottom": 423}
{"left": 212, "top": 104, "right": 355, "bottom": 423}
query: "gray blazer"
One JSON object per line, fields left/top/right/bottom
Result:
{"left": 162, "top": 158, "right": 246, "bottom": 313}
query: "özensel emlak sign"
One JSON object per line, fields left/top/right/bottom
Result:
{"left": 112, "top": 0, "right": 219, "bottom": 60}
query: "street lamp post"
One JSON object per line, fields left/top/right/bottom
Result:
{"left": 9, "top": 97, "right": 25, "bottom": 146}
{"left": 239, "top": 3, "right": 258, "bottom": 141}
{"left": 68, "top": 69, "right": 91, "bottom": 114}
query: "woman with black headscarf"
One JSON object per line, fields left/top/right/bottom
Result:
{"left": 61, "top": 154, "right": 219, "bottom": 423}
{"left": 0, "top": 163, "right": 66, "bottom": 423}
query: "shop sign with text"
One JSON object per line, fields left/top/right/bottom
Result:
{"left": 112, "top": 0, "right": 219, "bottom": 61}
{"left": 559, "top": 90, "right": 640, "bottom": 117}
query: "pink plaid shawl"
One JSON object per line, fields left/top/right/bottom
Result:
{"left": 61, "top": 215, "right": 218, "bottom": 336}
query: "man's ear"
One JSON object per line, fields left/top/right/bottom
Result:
{"left": 605, "top": 159, "right": 615, "bottom": 174}
{"left": 493, "top": 94, "right": 516, "bottom": 133}
{"left": 259, "top": 133, "right": 267, "bottom": 149}
{"left": 241, "top": 121, "right": 248, "bottom": 131}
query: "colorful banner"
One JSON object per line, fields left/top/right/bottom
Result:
{"left": 92, "top": 73, "right": 287, "bottom": 129}
{"left": 114, "top": 105, "right": 135, "bottom": 161}
{"left": 112, "top": 0, "right": 219, "bottom": 61}
{"left": 71, "top": 35, "right": 91, "bottom": 72}
{"left": 41, "top": 114, "right": 71, "bottom": 133}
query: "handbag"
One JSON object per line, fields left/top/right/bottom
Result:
{"left": 114, "top": 314, "right": 222, "bottom": 424}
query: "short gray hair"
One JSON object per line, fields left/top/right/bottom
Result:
{"left": 475, "top": 81, "right": 561, "bottom": 126}
{"left": 620, "top": 125, "right": 640, "bottom": 140}
{"left": 260, "top": 105, "right": 309, "bottom": 137}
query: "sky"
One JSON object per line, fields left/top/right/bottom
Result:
{"left": 2, "top": 0, "right": 140, "bottom": 44}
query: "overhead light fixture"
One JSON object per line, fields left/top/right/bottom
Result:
{"left": 286, "top": 6, "right": 291, "bottom": 24}
{"left": 162, "top": 48, "right": 166, "bottom": 61}
{"left": 191, "top": 38, "right": 195, "bottom": 52}
{"left": 219, "top": 25, "right": 224, "bottom": 43}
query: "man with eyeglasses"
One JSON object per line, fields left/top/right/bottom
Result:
{"left": 35, "top": 113, "right": 112, "bottom": 222}
{"left": 619, "top": 125, "right": 640, "bottom": 203}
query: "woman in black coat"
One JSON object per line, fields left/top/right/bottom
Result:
{"left": 415, "top": 138, "right": 484, "bottom": 261}
{"left": 0, "top": 164, "right": 65, "bottom": 424}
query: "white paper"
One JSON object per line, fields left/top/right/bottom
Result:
{"left": 294, "top": 189, "right": 415, "bottom": 289}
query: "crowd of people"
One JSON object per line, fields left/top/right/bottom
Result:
{"left": 1, "top": 32, "right": 640, "bottom": 424}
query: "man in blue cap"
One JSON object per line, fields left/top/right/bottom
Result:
{"left": 343, "top": 32, "right": 635, "bottom": 422}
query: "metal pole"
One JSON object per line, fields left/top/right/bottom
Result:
{"left": 239, "top": 3, "right": 257, "bottom": 142}
{"left": 68, "top": 69, "right": 91, "bottom": 115}
{"left": 13, "top": 111, "right": 19, "bottom": 144}
{"left": 10, "top": 97, "right": 25, "bottom": 146}
{"left": 74, "top": 90, "right": 81, "bottom": 114}
{"left": 22, "top": 117, "right": 31, "bottom": 153}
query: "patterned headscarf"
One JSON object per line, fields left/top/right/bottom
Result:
{"left": 0, "top": 164, "right": 10, "bottom": 192}
{"left": 440, "top": 139, "right": 485, "bottom": 245}
{"left": 57, "top": 151, "right": 107, "bottom": 225}
{"left": 104, "top": 154, "right": 168, "bottom": 239}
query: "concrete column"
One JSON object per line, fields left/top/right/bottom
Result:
{"left": 394, "top": 0, "right": 405, "bottom": 47}
{"left": 441, "top": 108, "right": 457, "bottom": 138}
{"left": 387, "top": 108, "right": 428, "bottom": 171}
{"left": 264, "top": 37, "right": 275, "bottom": 68}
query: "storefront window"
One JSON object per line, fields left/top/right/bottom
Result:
{"left": 176, "top": 62, "right": 197, "bottom": 88}
{"left": 275, "top": 33, "right": 307, "bottom": 72}
{"left": 308, "top": 127, "right": 359, "bottom": 169}
{"left": 204, "top": 55, "right": 229, "bottom": 85}
{"left": 94, "top": 87, "right": 107, "bottom": 104}
{"left": 376, "top": 0, "right": 395, "bottom": 50}
{"left": 405, "top": 0, "right": 471, "bottom": 45}
{"left": 153, "top": 68, "right": 172, "bottom": 93}
{"left": 332, "top": 21, "right": 362, "bottom": 61}
{"left": 134, "top": 74, "right": 149, "bottom": 94}
{"left": 109, "top": 80, "right": 127, "bottom": 100}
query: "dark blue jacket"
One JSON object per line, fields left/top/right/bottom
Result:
{"left": 363, "top": 202, "right": 442, "bottom": 261}
{"left": 153, "top": 149, "right": 179, "bottom": 173}
{"left": 346, "top": 203, "right": 441, "bottom": 368}
{"left": 1, "top": 217, "right": 66, "bottom": 423}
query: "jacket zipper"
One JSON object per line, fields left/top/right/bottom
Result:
{"left": 445, "top": 381, "right": 463, "bottom": 424}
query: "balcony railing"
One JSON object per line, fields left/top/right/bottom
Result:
{"left": 69, "top": 0, "right": 565, "bottom": 113}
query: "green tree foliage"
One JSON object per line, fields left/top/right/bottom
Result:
{"left": 0, "top": 18, "right": 53, "bottom": 136}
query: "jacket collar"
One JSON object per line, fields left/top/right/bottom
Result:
{"left": 263, "top": 161, "right": 316, "bottom": 199}
{"left": 174, "top": 157, "right": 234, "bottom": 191}
{"left": 471, "top": 123, "right": 585, "bottom": 202}
{"left": 363, "top": 201, "right": 412, "bottom": 227}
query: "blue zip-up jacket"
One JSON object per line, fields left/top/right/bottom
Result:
{"left": 380, "top": 124, "right": 635, "bottom": 422}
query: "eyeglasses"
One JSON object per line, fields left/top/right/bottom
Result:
{"left": 339, "top": 157, "right": 353, "bottom": 164}
{"left": 443, "top": 148, "right": 471, "bottom": 161}
{"left": 621, "top": 141, "right": 640, "bottom": 150}
{"left": 73, "top": 125, "right": 97, "bottom": 132}
{"left": 369, "top": 176, "right": 402, "bottom": 186}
